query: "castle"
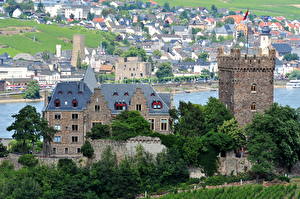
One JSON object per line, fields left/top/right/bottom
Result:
{"left": 218, "top": 46, "right": 276, "bottom": 126}
{"left": 43, "top": 67, "right": 172, "bottom": 157}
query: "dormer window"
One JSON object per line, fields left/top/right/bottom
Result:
{"left": 151, "top": 93, "right": 155, "bottom": 96}
{"left": 68, "top": 91, "right": 73, "bottom": 95}
{"left": 124, "top": 92, "right": 129, "bottom": 96}
{"left": 113, "top": 92, "right": 118, "bottom": 96}
{"left": 54, "top": 99, "right": 60, "bottom": 107}
{"left": 115, "top": 102, "right": 127, "bottom": 110}
{"left": 58, "top": 91, "right": 63, "bottom": 95}
{"left": 152, "top": 101, "right": 162, "bottom": 109}
{"left": 78, "top": 91, "right": 83, "bottom": 95}
{"left": 72, "top": 99, "right": 78, "bottom": 107}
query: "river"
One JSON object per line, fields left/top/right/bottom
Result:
{"left": 0, "top": 88, "right": 299, "bottom": 138}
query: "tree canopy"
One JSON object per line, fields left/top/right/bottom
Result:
{"left": 246, "top": 103, "right": 300, "bottom": 176}
{"left": 156, "top": 62, "right": 173, "bottom": 79}
{"left": 23, "top": 81, "right": 40, "bottom": 99}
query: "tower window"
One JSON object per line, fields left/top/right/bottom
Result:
{"left": 251, "top": 103, "right": 256, "bottom": 111}
{"left": 65, "top": 148, "right": 68, "bottom": 154}
{"left": 251, "top": 83, "right": 257, "bottom": 93}
{"left": 72, "top": 125, "right": 78, "bottom": 131}
{"left": 72, "top": 136, "right": 78, "bottom": 143}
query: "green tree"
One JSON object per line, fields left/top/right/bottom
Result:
{"left": 87, "top": 12, "right": 95, "bottom": 21}
{"left": 40, "top": 118, "right": 56, "bottom": 157}
{"left": 153, "top": 50, "right": 162, "bottom": 58}
{"left": 204, "top": 97, "right": 233, "bottom": 132}
{"left": 162, "top": 2, "right": 170, "bottom": 12}
{"left": 18, "top": 154, "right": 38, "bottom": 167}
{"left": 7, "top": 105, "right": 42, "bottom": 153}
{"left": 218, "top": 118, "right": 246, "bottom": 148}
{"left": 171, "top": 102, "right": 206, "bottom": 137}
{"left": 225, "top": 17, "right": 235, "bottom": 24}
{"left": 87, "top": 123, "right": 110, "bottom": 139}
{"left": 0, "top": 143, "right": 8, "bottom": 157}
{"left": 284, "top": 53, "right": 299, "bottom": 61}
{"left": 247, "top": 103, "right": 300, "bottom": 174}
{"left": 81, "top": 141, "right": 94, "bottom": 159}
{"left": 111, "top": 111, "right": 151, "bottom": 140}
{"left": 156, "top": 62, "right": 173, "bottom": 79}
{"left": 23, "top": 80, "right": 40, "bottom": 99}
{"left": 211, "top": 5, "right": 218, "bottom": 14}
{"left": 122, "top": 47, "right": 147, "bottom": 61}
{"left": 36, "top": 1, "right": 44, "bottom": 13}
{"left": 287, "top": 70, "right": 300, "bottom": 80}
{"left": 192, "top": 28, "right": 201, "bottom": 35}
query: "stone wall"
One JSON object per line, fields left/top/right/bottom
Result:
{"left": 90, "top": 136, "right": 166, "bottom": 161}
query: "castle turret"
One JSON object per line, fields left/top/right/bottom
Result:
{"left": 218, "top": 47, "right": 276, "bottom": 126}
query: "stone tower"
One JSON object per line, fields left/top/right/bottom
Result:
{"left": 218, "top": 48, "right": 276, "bottom": 126}
{"left": 71, "top": 34, "right": 85, "bottom": 67}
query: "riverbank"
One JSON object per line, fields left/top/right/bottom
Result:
{"left": 0, "top": 97, "right": 43, "bottom": 104}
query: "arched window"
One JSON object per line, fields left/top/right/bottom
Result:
{"left": 251, "top": 83, "right": 257, "bottom": 92}
{"left": 150, "top": 92, "right": 155, "bottom": 96}
{"left": 68, "top": 91, "right": 73, "bottom": 95}
{"left": 72, "top": 99, "right": 78, "bottom": 107}
{"left": 54, "top": 99, "right": 60, "bottom": 107}
{"left": 152, "top": 101, "right": 162, "bottom": 109}
{"left": 251, "top": 102, "right": 256, "bottom": 111}
{"left": 58, "top": 91, "right": 63, "bottom": 95}
{"left": 124, "top": 92, "right": 129, "bottom": 96}
{"left": 113, "top": 92, "right": 118, "bottom": 96}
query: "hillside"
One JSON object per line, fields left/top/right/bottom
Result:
{"left": 146, "top": 0, "right": 300, "bottom": 19}
{"left": 0, "top": 19, "right": 117, "bottom": 57}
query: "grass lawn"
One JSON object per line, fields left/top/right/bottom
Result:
{"left": 145, "top": 0, "right": 300, "bottom": 19}
{"left": 0, "top": 19, "right": 117, "bottom": 57}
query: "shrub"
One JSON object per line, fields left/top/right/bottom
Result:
{"left": 0, "top": 143, "right": 8, "bottom": 157}
{"left": 18, "top": 154, "right": 38, "bottom": 167}
{"left": 81, "top": 141, "right": 94, "bottom": 159}
{"left": 58, "top": 159, "right": 77, "bottom": 174}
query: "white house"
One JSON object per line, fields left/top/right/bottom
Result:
{"left": 12, "top": 8, "right": 22, "bottom": 18}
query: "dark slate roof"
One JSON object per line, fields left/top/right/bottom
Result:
{"left": 272, "top": 43, "right": 292, "bottom": 54}
{"left": 100, "top": 84, "right": 170, "bottom": 115}
{"left": 83, "top": 66, "right": 97, "bottom": 92}
{"left": 45, "top": 81, "right": 92, "bottom": 111}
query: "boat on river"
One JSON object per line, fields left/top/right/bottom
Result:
{"left": 286, "top": 80, "right": 300, "bottom": 88}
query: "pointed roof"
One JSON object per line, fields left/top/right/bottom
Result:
{"left": 83, "top": 66, "right": 98, "bottom": 92}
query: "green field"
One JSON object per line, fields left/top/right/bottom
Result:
{"left": 153, "top": 184, "right": 299, "bottom": 199}
{"left": 0, "top": 19, "right": 116, "bottom": 57}
{"left": 146, "top": 0, "right": 300, "bottom": 19}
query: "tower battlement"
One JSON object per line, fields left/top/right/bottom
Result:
{"left": 217, "top": 48, "right": 276, "bottom": 70}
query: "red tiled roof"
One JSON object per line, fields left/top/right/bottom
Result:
{"left": 93, "top": 17, "right": 105, "bottom": 23}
